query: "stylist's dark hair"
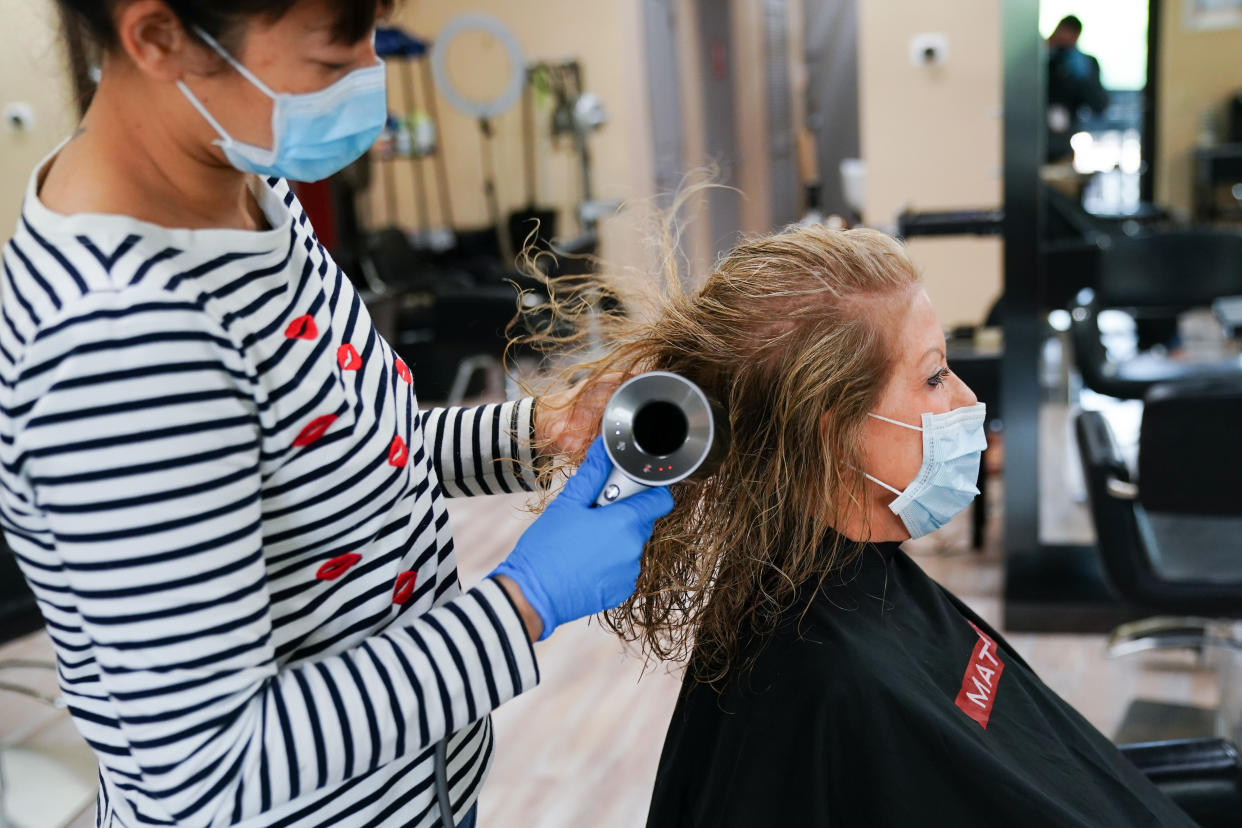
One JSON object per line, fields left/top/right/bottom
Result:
{"left": 58, "top": 0, "right": 394, "bottom": 51}
{"left": 57, "top": 0, "right": 393, "bottom": 114}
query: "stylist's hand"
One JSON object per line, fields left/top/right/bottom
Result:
{"left": 491, "top": 438, "right": 674, "bottom": 641}
{"left": 534, "top": 372, "right": 630, "bottom": 458}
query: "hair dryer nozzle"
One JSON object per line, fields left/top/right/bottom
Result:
{"left": 593, "top": 371, "right": 728, "bottom": 506}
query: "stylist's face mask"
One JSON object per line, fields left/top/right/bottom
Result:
{"left": 177, "top": 28, "right": 387, "bottom": 183}
{"left": 864, "top": 402, "right": 987, "bottom": 539}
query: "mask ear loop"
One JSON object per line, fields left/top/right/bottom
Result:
{"left": 191, "top": 26, "right": 280, "bottom": 99}
{"left": 176, "top": 80, "right": 233, "bottom": 142}
{"left": 176, "top": 26, "right": 283, "bottom": 161}
{"left": 862, "top": 412, "right": 923, "bottom": 495}
{"left": 868, "top": 412, "right": 923, "bottom": 431}
{"left": 864, "top": 473, "right": 904, "bottom": 496}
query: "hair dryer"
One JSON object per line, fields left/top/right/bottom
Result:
{"left": 594, "top": 371, "right": 729, "bottom": 507}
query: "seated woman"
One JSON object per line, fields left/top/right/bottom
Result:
{"left": 530, "top": 225, "right": 1196, "bottom": 826}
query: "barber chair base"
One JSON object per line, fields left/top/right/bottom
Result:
{"left": 1107, "top": 617, "right": 1242, "bottom": 660}
{"left": 1116, "top": 699, "right": 1220, "bottom": 746}
{"left": 1108, "top": 616, "right": 1242, "bottom": 776}
{"left": 1003, "top": 543, "right": 1148, "bottom": 634}
{"left": 447, "top": 356, "right": 503, "bottom": 407}
{"left": 445, "top": 356, "right": 521, "bottom": 407}
{"left": 0, "top": 661, "right": 61, "bottom": 710}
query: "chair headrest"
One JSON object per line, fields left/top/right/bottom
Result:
{"left": 1139, "top": 377, "right": 1242, "bottom": 516}
{"left": 1098, "top": 230, "right": 1242, "bottom": 308}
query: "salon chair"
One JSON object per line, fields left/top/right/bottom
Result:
{"left": 428, "top": 241, "right": 602, "bottom": 404}
{"left": 1069, "top": 230, "right": 1242, "bottom": 400}
{"left": 1075, "top": 376, "right": 1242, "bottom": 824}
{"left": 1075, "top": 376, "right": 1242, "bottom": 616}
{"left": 367, "top": 228, "right": 581, "bottom": 404}
{"left": 367, "top": 229, "right": 515, "bottom": 403}
{"left": 1119, "top": 738, "right": 1242, "bottom": 826}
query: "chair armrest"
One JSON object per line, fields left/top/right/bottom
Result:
{"left": 1120, "top": 738, "right": 1240, "bottom": 782}
{"left": 1121, "top": 738, "right": 1242, "bottom": 828}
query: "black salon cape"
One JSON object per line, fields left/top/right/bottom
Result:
{"left": 646, "top": 541, "right": 1197, "bottom": 827}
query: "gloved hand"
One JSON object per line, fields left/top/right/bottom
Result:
{"left": 491, "top": 437, "right": 674, "bottom": 640}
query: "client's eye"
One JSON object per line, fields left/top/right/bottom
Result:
{"left": 927, "top": 367, "right": 951, "bottom": 388}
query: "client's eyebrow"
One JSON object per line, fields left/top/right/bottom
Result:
{"left": 922, "top": 346, "right": 946, "bottom": 363}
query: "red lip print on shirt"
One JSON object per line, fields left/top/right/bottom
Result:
{"left": 294, "top": 414, "right": 338, "bottom": 447}
{"left": 316, "top": 553, "right": 362, "bottom": 581}
{"left": 388, "top": 435, "right": 408, "bottom": 467}
{"left": 337, "top": 344, "right": 362, "bottom": 371}
{"left": 285, "top": 315, "right": 318, "bottom": 340}
{"left": 394, "top": 359, "right": 412, "bottom": 383}
{"left": 393, "top": 571, "right": 417, "bottom": 604}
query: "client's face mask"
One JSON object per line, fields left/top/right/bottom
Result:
{"left": 864, "top": 402, "right": 987, "bottom": 539}
{"left": 177, "top": 28, "right": 387, "bottom": 183}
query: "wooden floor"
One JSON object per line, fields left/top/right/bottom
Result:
{"left": 0, "top": 473, "right": 1221, "bottom": 828}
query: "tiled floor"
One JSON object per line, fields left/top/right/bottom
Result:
{"left": 0, "top": 473, "right": 1221, "bottom": 828}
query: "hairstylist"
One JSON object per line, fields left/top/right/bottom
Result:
{"left": 0, "top": 2, "right": 672, "bottom": 827}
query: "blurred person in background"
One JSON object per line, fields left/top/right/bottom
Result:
{"left": 1047, "top": 14, "right": 1109, "bottom": 162}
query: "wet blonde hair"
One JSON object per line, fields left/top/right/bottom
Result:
{"left": 513, "top": 215, "right": 921, "bottom": 684}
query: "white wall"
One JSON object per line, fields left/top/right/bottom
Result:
{"left": 0, "top": 1, "right": 77, "bottom": 243}
{"left": 1155, "top": 2, "right": 1242, "bottom": 216}
{"left": 858, "top": 0, "right": 1003, "bottom": 327}
{"left": 373, "top": 1, "right": 659, "bottom": 275}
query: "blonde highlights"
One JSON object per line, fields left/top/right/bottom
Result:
{"left": 512, "top": 214, "right": 921, "bottom": 684}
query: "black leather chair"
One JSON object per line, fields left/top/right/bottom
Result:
{"left": 1075, "top": 377, "right": 1242, "bottom": 824}
{"left": 1075, "top": 376, "right": 1242, "bottom": 616}
{"left": 365, "top": 227, "right": 592, "bottom": 403}
{"left": 1120, "top": 738, "right": 1242, "bottom": 825}
{"left": 1069, "top": 230, "right": 1242, "bottom": 400}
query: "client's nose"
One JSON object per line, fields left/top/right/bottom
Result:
{"left": 952, "top": 373, "right": 979, "bottom": 408}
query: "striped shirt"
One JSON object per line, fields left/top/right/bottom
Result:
{"left": 0, "top": 152, "right": 542, "bottom": 828}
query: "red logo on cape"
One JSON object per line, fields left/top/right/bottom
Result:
{"left": 955, "top": 621, "right": 1005, "bottom": 729}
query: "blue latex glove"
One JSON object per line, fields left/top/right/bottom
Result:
{"left": 491, "top": 438, "right": 674, "bottom": 640}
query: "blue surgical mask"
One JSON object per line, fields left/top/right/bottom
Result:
{"left": 177, "top": 28, "right": 387, "bottom": 183}
{"left": 865, "top": 402, "right": 987, "bottom": 539}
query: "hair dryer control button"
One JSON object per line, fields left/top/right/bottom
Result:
{"left": 603, "top": 484, "right": 622, "bottom": 502}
